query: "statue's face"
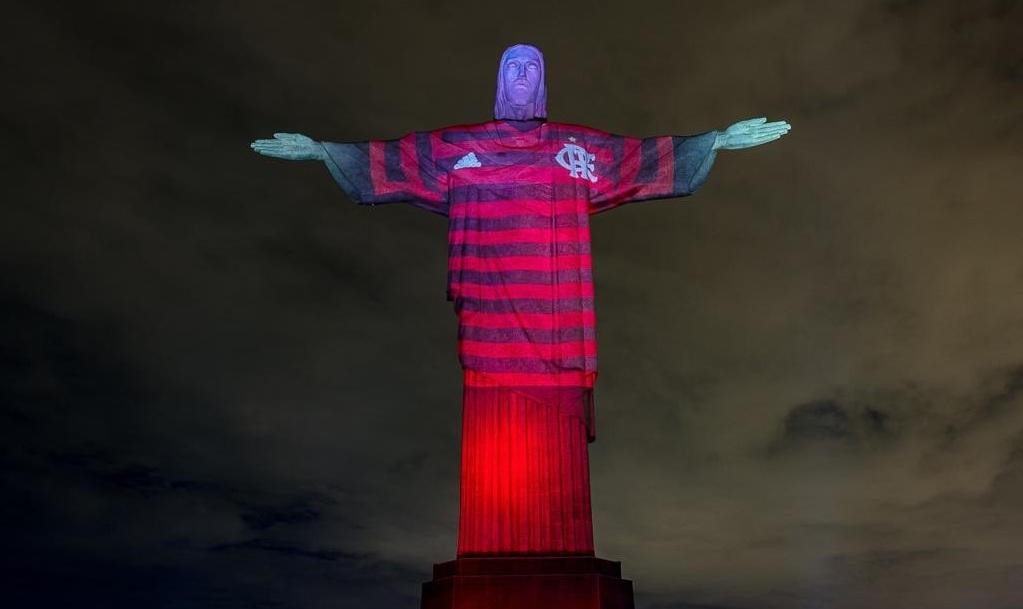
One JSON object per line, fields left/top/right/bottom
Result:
{"left": 502, "top": 48, "right": 542, "bottom": 107}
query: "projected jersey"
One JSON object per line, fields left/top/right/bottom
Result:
{"left": 322, "top": 119, "right": 718, "bottom": 422}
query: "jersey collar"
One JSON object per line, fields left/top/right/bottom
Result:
{"left": 493, "top": 119, "right": 546, "bottom": 148}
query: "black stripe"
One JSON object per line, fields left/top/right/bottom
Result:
{"left": 457, "top": 297, "right": 594, "bottom": 314}
{"left": 460, "top": 325, "right": 596, "bottom": 343}
{"left": 384, "top": 139, "right": 405, "bottom": 181}
{"left": 450, "top": 183, "right": 583, "bottom": 204}
{"left": 441, "top": 151, "right": 550, "bottom": 170}
{"left": 442, "top": 130, "right": 500, "bottom": 143}
{"left": 449, "top": 241, "right": 591, "bottom": 257}
{"left": 458, "top": 354, "right": 596, "bottom": 373}
{"left": 672, "top": 136, "right": 685, "bottom": 195}
{"left": 637, "top": 137, "right": 659, "bottom": 183}
{"left": 608, "top": 135, "right": 623, "bottom": 186}
{"left": 449, "top": 268, "right": 593, "bottom": 285}
{"left": 415, "top": 133, "right": 439, "bottom": 192}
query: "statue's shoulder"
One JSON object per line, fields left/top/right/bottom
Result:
{"left": 431, "top": 120, "right": 498, "bottom": 136}
{"left": 546, "top": 121, "right": 608, "bottom": 136}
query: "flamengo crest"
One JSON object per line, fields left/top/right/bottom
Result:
{"left": 555, "top": 137, "right": 598, "bottom": 183}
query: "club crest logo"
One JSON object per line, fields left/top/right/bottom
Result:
{"left": 555, "top": 137, "right": 598, "bottom": 183}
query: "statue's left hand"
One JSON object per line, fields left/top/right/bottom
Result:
{"left": 250, "top": 132, "right": 326, "bottom": 161}
{"left": 713, "top": 117, "right": 791, "bottom": 150}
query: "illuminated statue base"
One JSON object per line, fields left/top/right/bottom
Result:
{"left": 421, "top": 556, "right": 634, "bottom": 609}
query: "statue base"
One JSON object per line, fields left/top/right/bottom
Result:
{"left": 421, "top": 556, "right": 634, "bottom": 609}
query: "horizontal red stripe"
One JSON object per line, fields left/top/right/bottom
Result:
{"left": 451, "top": 227, "right": 590, "bottom": 246}
{"left": 456, "top": 310, "right": 597, "bottom": 327}
{"left": 450, "top": 254, "right": 592, "bottom": 272}
{"left": 449, "top": 168, "right": 591, "bottom": 187}
{"left": 459, "top": 339, "right": 597, "bottom": 359}
{"left": 461, "top": 369, "right": 597, "bottom": 387}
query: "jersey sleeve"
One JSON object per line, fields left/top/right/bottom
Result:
{"left": 320, "top": 130, "right": 450, "bottom": 217}
{"left": 587, "top": 130, "right": 719, "bottom": 215}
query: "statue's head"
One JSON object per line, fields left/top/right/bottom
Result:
{"left": 494, "top": 44, "right": 547, "bottom": 121}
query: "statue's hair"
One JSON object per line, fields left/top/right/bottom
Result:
{"left": 494, "top": 44, "right": 547, "bottom": 120}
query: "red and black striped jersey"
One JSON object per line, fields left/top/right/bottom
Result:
{"left": 321, "top": 119, "right": 718, "bottom": 401}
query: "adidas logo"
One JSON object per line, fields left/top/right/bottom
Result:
{"left": 453, "top": 152, "right": 482, "bottom": 170}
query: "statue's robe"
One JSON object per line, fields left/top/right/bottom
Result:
{"left": 322, "top": 119, "right": 717, "bottom": 555}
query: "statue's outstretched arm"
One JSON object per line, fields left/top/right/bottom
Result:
{"left": 252, "top": 130, "right": 450, "bottom": 216}
{"left": 250, "top": 133, "right": 327, "bottom": 161}
{"left": 587, "top": 116, "right": 791, "bottom": 214}
{"left": 713, "top": 117, "right": 791, "bottom": 150}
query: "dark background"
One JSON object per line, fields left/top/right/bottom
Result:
{"left": 2, "top": 1, "right": 1022, "bottom": 607}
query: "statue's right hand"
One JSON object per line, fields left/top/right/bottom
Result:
{"left": 250, "top": 132, "right": 325, "bottom": 161}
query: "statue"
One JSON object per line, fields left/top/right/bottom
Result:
{"left": 251, "top": 43, "right": 790, "bottom": 609}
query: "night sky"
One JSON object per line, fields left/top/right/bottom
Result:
{"left": 3, "top": 1, "right": 1022, "bottom": 608}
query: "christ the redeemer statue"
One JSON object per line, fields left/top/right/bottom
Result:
{"left": 252, "top": 43, "right": 790, "bottom": 609}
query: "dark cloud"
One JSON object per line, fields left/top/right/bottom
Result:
{"left": 782, "top": 400, "right": 854, "bottom": 442}
{"left": 767, "top": 398, "right": 897, "bottom": 455}
{"left": 2, "top": 0, "right": 1022, "bottom": 607}
{"left": 209, "top": 537, "right": 364, "bottom": 562}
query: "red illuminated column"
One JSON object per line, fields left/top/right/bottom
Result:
{"left": 457, "top": 370, "right": 594, "bottom": 556}
{"left": 421, "top": 370, "right": 633, "bottom": 609}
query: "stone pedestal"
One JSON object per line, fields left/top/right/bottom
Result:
{"left": 421, "top": 556, "right": 634, "bottom": 609}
